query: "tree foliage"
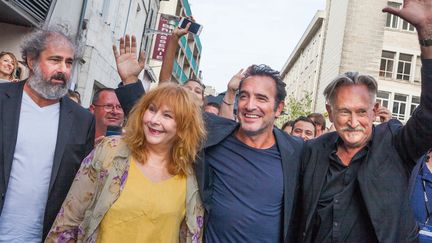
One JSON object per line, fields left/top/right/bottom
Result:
{"left": 275, "top": 91, "right": 313, "bottom": 128}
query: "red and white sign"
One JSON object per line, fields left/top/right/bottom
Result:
{"left": 152, "top": 15, "right": 173, "bottom": 60}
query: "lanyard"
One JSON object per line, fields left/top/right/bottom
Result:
{"left": 422, "top": 179, "right": 432, "bottom": 224}
{"left": 424, "top": 153, "right": 432, "bottom": 224}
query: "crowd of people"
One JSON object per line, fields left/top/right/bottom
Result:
{"left": 1, "top": 0, "right": 432, "bottom": 242}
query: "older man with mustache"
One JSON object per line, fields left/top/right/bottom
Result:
{"left": 295, "top": 1, "right": 432, "bottom": 241}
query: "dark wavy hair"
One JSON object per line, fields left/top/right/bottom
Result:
{"left": 239, "top": 64, "right": 287, "bottom": 110}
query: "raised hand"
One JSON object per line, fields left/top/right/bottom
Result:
{"left": 219, "top": 69, "right": 246, "bottom": 120}
{"left": 112, "top": 35, "right": 145, "bottom": 85}
{"left": 382, "top": 0, "right": 432, "bottom": 39}
{"left": 376, "top": 105, "right": 392, "bottom": 123}
{"left": 227, "top": 69, "right": 245, "bottom": 93}
{"left": 159, "top": 21, "right": 191, "bottom": 83}
{"left": 172, "top": 22, "right": 191, "bottom": 39}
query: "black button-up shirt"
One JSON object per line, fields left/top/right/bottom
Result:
{"left": 312, "top": 138, "right": 378, "bottom": 242}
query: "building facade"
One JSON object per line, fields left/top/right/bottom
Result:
{"left": 148, "top": 0, "right": 202, "bottom": 86}
{"left": 281, "top": 0, "right": 421, "bottom": 123}
{"left": 280, "top": 11, "right": 325, "bottom": 111}
{"left": 0, "top": 0, "right": 161, "bottom": 107}
{"left": 75, "top": 0, "right": 160, "bottom": 106}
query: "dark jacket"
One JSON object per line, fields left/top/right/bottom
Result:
{"left": 115, "top": 80, "right": 146, "bottom": 116}
{"left": 195, "top": 113, "right": 304, "bottom": 242}
{"left": 115, "top": 84, "right": 304, "bottom": 242}
{"left": 409, "top": 154, "right": 429, "bottom": 200}
{"left": 408, "top": 152, "right": 431, "bottom": 227}
{"left": 296, "top": 59, "right": 432, "bottom": 242}
{"left": 0, "top": 81, "right": 95, "bottom": 239}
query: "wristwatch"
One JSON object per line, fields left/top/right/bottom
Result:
{"left": 419, "top": 39, "right": 432, "bottom": 46}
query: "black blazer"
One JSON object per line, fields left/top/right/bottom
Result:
{"left": 0, "top": 81, "right": 95, "bottom": 240}
{"left": 296, "top": 59, "right": 432, "bottom": 241}
{"left": 195, "top": 113, "right": 304, "bottom": 242}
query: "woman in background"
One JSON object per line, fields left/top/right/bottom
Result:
{"left": 0, "top": 51, "right": 18, "bottom": 83}
{"left": 46, "top": 83, "right": 206, "bottom": 243}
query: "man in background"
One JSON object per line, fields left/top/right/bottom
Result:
{"left": 204, "top": 102, "right": 220, "bottom": 115}
{"left": 291, "top": 116, "right": 316, "bottom": 141}
{"left": 307, "top": 112, "right": 326, "bottom": 136}
{"left": 89, "top": 88, "right": 124, "bottom": 143}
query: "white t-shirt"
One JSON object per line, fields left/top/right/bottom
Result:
{"left": 0, "top": 92, "right": 60, "bottom": 242}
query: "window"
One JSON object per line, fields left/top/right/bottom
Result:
{"left": 377, "top": 91, "right": 390, "bottom": 108}
{"left": 410, "top": 96, "right": 420, "bottom": 116}
{"left": 414, "top": 56, "right": 422, "bottom": 83}
{"left": 392, "top": 93, "right": 407, "bottom": 120}
{"left": 385, "top": 2, "right": 416, "bottom": 32}
{"left": 402, "top": 20, "right": 415, "bottom": 31}
{"left": 385, "top": 2, "right": 401, "bottom": 28}
{"left": 379, "top": 51, "right": 395, "bottom": 78}
{"left": 397, "top": 53, "right": 412, "bottom": 81}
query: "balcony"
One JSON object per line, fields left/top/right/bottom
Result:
{"left": 181, "top": 0, "right": 192, "bottom": 16}
{"left": 173, "top": 59, "right": 188, "bottom": 83}
{"left": 0, "top": 0, "right": 52, "bottom": 26}
{"left": 179, "top": 36, "right": 199, "bottom": 76}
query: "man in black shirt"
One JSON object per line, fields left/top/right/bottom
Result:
{"left": 297, "top": 1, "right": 432, "bottom": 241}
{"left": 312, "top": 138, "right": 377, "bottom": 242}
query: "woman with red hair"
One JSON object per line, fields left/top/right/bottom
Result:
{"left": 46, "top": 83, "right": 206, "bottom": 242}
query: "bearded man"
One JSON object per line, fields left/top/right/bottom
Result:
{"left": 0, "top": 28, "right": 94, "bottom": 242}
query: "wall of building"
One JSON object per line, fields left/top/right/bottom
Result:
{"left": 314, "top": 0, "right": 349, "bottom": 113}
{"left": 47, "top": 0, "right": 85, "bottom": 37}
{"left": 75, "top": 0, "right": 154, "bottom": 106}
{"left": 0, "top": 23, "right": 31, "bottom": 60}
{"left": 338, "top": 0, "right": 386, "bottom": 77}
{"left": 376, "top": 0, "right": 421, "bottom": 122}
{"left": 0, "top": 22, "right": 32, "bottom": 79}
{"left": 283, "top": 17, "right": 324, "bottom": 107}
{"left": 281, "top": 0, "right": 422, "bottom": 124}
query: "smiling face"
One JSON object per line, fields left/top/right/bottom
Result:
{"left": 142, "top": 103, "right": 178, "bottom": 150}
{"left": 90, "top": 90, "right": 124, "bottom": 131}
{"left": 237, "top": 75, "right": 284, "bottom": 137}
{"left": 0, "top": 54, "right": 15, "bottom": 79}
{"left": 327, "top": 84, "right": 377, "bottom": 149}
{"left": 291, "top": 120, "right": 316, "bottom": 141}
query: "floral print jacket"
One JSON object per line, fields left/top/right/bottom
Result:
{"left": 45, "top": 136, "right": 204, "bottom": 243}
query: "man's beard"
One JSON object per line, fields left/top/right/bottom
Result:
{"left": 27, "top": 63, "right": 70, "bottom": 100}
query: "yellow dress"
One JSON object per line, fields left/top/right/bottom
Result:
{"left": 97, "top": 158, "right": 186, "bottom": 243}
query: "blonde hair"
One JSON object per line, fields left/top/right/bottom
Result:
{"left": 0, "top": 52, "right": 18, "bottom": 80}
{"left": 123, "top": 83, "right": 206, "bottom": 176}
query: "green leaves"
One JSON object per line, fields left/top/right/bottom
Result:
{"left": 276, "top": 91, "right": 313, "bottom": 128}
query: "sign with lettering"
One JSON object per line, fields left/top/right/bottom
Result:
{"left": 152, "top": 15, "right": 173, "bottom": 60}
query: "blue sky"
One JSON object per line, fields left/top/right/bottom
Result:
{"left": 188, "top": 0, "right": 326, "bottom": 93}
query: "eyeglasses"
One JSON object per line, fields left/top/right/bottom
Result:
{"left": 93, "top": 104, "right": 123, "bottom": 112}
